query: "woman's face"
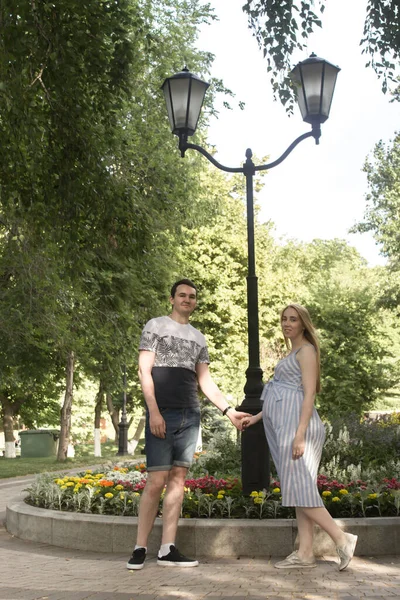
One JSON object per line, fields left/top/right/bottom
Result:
{"left": 281, "top": 307, "right": 304, "bottom": 341}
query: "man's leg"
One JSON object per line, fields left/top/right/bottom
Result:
{"left": 160, "top": 465, "right": 187, "bottom": 545}
{"left": 157, "top": 464, "right": 198, "bottom": 567}
{"left": 136, "top": 470, "right": 169, "bottom": 548}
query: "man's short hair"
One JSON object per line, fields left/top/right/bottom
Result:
{"left": 170, "top": 279, "right": 198, "bottom": 298}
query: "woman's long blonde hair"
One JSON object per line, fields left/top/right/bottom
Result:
{"left": 280, "top": 303, "right": 321, "bottom": 393}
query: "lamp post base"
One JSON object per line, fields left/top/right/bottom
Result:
{"left": 117, "top": 421, "right": 129, "bottom": 456}
{"left": 241, "top": 421, "right": 270, "bottom": 495}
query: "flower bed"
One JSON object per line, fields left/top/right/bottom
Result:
{"left": 24, "top": 463, "right": 400, "bottom": 519}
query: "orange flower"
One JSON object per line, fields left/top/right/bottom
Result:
{"left": 97, "top": 480, "right": 114, "bottom": 487}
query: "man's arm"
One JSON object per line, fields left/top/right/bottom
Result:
{"left": 195, "top": 362, "right": 250, "bottom": 431}
{"left": 138, "top": 350, "right": 166, "bottom": 439}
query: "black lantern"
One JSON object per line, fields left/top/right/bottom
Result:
{"left": 290, "top": 53, "right": 340, "bottom": 126}
{"left": 161, "top": 67, "right": 209, "bottom": 136}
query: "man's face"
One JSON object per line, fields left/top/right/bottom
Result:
{"left": 170, "top": 284, "right": 197, "bottom": 316}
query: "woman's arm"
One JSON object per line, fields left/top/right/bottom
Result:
{"left": 292, "top": 345, "right": 317, "bottom": 459}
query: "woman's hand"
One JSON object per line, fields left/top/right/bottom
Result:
{"left": 241, "top": 415, "right": 259, "bottom": 429}
{"left": 292, "top": 433, "right": 306, "bottom": 460}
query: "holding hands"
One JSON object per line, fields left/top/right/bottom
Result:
{"left": 226, "top": 408, "right": 253, "bottom": 431}
{"left": 241, "top": 412, "right": 262, "bottom": 430}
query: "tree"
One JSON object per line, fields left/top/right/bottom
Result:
{"left": 242, "top": 0, "right": 400, "bottom": 109}
{"left": 352, "top": 133, "right": 400, "bottom": 311}
{"left": 353, "top": 133, "right": 400, "bottom": 264}
{"left": 0, "top": 0, "right": 222, "bottom": 456}
{"left": 271, "top": 239, "right": 400, "bottom": 416}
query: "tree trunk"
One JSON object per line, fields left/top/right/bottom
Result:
{"left": 1, "top": 393, "right": 16, "bottom": 458}
{"left": 94, "top": 380, "right": 104, "bottom": 457}
{"left": 106, "top": 393, "right": 120, "bottom": 443}
{"left": 57, "top": 350, "right": 74, "bottom": 461}
{"left": 128, "top": 414, "right": 145, "bottom": 454}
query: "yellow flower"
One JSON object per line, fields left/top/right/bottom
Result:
{"left": 273, "top": 487, "right": 281, "bottom": 493}
{"left": 250, "top": 491, "right": 259, "bottom": 497}
{"left": 119, "top": 493, "right": 125, "bottom": 499}
{"left": 217, "top": 494, "right": 224, "bottom": 499}
{"left": 339, "top": 489, "right": 349, "bottom": 495}
{"left": 65, "top": 482, "right": 74, "bottom": 487}
{"left": 60, "top": 485, "right": 67, "bottom": 490}
{"left": 115, "top": 485, "right": 124, "bottom": 491}
{"left": 218, "top": 490, "right": 226, "bottom": 495}
{"left": 322, "top": 491, "right": 332, "bottom": 497}
{"left": 133, "top": 492, "right": 140, "bottom": 497}
{"left": 368, "top": 493, "right": 378, "bottom": 499}
{"left": 105, "top": 493, "right": 114, "bottom": 499}
{"left": 332, "top": 497, "right": 340, "bottom": 503}
{"left": 253, "top": 497, "right": 263, "bottom": 504}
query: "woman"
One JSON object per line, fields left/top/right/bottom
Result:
{"left": 243, "top": 303, "right": 357, "bottom": 571}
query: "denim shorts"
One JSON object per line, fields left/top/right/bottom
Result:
{"left": 145, "top": 407, "right": 201, "bottom": 471}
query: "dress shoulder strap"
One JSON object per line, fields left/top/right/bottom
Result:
{"left": 294, "top": 343, "right": 315, "bottom": 355}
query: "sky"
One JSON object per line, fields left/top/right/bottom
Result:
{"left": 195, "top": 0, "right": 400, "bottom": 266}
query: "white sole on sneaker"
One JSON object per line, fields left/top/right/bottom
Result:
{"left": 126, "top": 562, "right": 145, "bottom": 570}
{"left": 157, "top": 559, "right": 199, "bottom": 567}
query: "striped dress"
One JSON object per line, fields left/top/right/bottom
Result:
{"left": 261, "top": 346, "right": 325, "bottom": 507}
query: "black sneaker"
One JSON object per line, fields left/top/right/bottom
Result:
{"left": 126, "top": 547, "right": 146, "bottom": 570}
{"left": 157, "top": 545, "right": 199, "bottom": 567}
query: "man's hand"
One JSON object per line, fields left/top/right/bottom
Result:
{"left": 227, "top": 409, "right": 252, "bottom": 431}
{"left": 149, "top": 412, "right": 166, "bottom": 438}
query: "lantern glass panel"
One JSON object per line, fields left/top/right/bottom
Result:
{"left": 168, "top": 77, "right": 191, "bottom": 131}
{"left": 187, "top": 78, "right": 208, "bottom": 133}
{"left": 301, "top": 61, "right": 324, "bottom": 118}
{"left": 320, "top": 62, "right": 339, "bottom": 117}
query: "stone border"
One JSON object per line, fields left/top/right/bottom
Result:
{"left": 6, "top": 497, "right": 400, "bottom": 557}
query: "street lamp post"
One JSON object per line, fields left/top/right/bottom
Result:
{"left": 117, "top": 364, "right": 129, "bottom": 456}
{"left": 162, "top": 54, "right": 340, "bottom": 494}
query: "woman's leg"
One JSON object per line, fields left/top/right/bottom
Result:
{"left": 301, "top": 506, "right": 346, "bottom": 546}
{"left": 295, "top": 507, "right": 316, "bottom": 559}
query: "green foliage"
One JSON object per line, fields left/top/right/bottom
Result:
{"left": 0, "top": 0, "right": 220, "bottom": 431}
{"left": 189, "top": 430, "right": 241, "bottom": 477}
{"left": 321, "top": 413, "right": 400, "bottom": 480}
{"left": 353, "top": 133, "right": 400, "bottom": 270}
{"left": 242, "top": 0, "right": 325, "bottom": 110}
{"left": 242, "top": 0, "right": 400, "bottom": 108}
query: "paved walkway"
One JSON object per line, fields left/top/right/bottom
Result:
{"left": 0, "top": 475, "right": 399, "bottom": 600}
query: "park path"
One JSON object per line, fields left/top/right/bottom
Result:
{"left": 0, "top": 474, "right": 399, "bottom": 600}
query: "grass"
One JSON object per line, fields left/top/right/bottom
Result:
{"left": 0, "top": 441, "right": 144, "bottom": 479}
{"left": 370, "top": 389, "right": 400, "bottom": 412}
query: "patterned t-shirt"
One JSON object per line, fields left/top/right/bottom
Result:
{"left": 139, "top": 316, "right": 210, "bottom": 408}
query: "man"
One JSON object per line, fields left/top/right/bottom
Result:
{"left": 127, "top": 278, "right": 249, "bottom": 570}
